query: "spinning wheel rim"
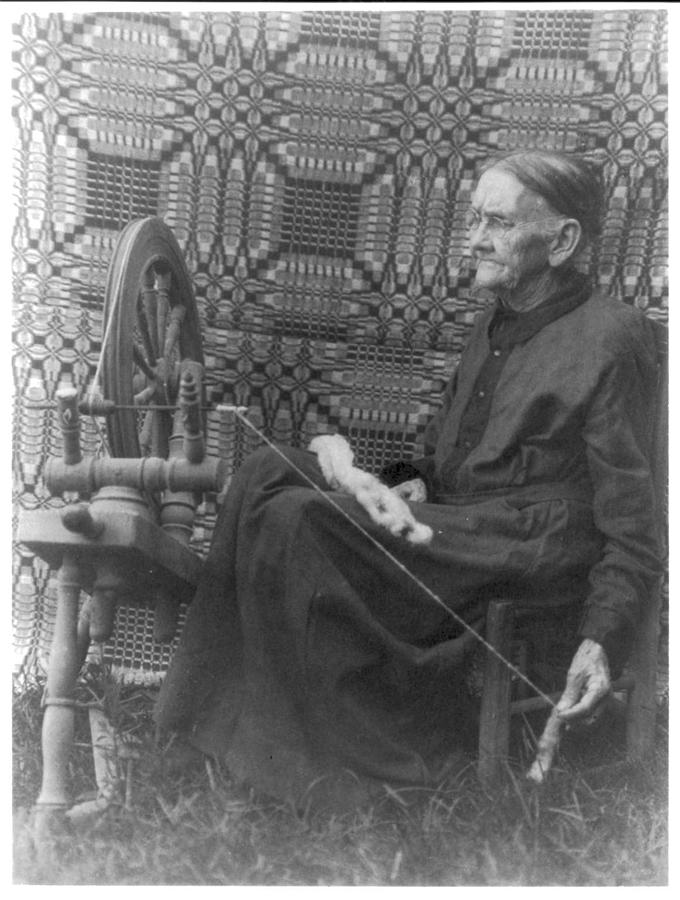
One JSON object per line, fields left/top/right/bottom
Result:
{"left": 101, "top": 217, "right": 204, "bottom": 459}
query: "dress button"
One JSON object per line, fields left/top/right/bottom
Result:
{"left": 478, "top": 390, "right": 485, "bottom": 398}
{"left": 493, "top": 349, "right": 501, "bottom": 357}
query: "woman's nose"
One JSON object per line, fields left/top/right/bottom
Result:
{"left": 469, "top": 222, "right": 492, "bottom": 252}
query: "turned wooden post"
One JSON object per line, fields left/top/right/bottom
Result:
{"left": 154, "top": 363, "right": 206, "bottom": 642}
{"left": 477, "top": 600, "right": 514, "bottom": 785}
{"left": 35, "top": 552, "right": 83, "bottom": 823}
{"left": 56, "top": 387, "right": 82, "bottom": 466}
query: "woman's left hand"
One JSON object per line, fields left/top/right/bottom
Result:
{"left": 556, "top": 639, "right": 611, "bottom": 721}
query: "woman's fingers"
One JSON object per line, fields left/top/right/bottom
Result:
{"left": 354, "top": 480, "right": 432, "bottom": 544}
{"left": 309, "top": 438, "right": 433, "bottom": 545}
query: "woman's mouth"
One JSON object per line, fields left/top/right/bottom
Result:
{"left": 476, "top": 258, "right": 500, "bottom": 267}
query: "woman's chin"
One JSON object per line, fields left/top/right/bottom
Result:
{"left": 473, "top": 260, "right": 507, "bottom": 288}
{"left": 473, "top": 272, "right": 508, "bottom": 294}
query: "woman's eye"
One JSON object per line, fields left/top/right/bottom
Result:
{"left": 488, "top": 216, "right": 512, "bottom": 231}
{"left": 465, "top": 210, "right": 514, "bottom": 233}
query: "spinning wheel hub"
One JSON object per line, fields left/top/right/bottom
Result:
{"left": 132, "top": 355, "right": 179, "bottom": 409}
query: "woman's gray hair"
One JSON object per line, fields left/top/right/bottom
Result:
{"left": 483, "top": 150, "right": 604, "bottom": 251}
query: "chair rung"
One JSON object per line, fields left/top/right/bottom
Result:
{"left": 509, "top": 674, "right": 635, "bottom": 716}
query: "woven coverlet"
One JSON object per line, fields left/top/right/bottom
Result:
{"left": 12, "top": 10, "right": 667, "bottom": 681}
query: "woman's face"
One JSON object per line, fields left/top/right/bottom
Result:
{"left": 468, "top": 168, "right": 559, "bottom": 302}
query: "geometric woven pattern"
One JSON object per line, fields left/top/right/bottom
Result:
{"left": 12, "top": 10, "right": 668, "bottom": 681}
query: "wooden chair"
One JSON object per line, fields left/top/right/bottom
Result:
{"left": 477, "top": 321, "right": 668, "bottom": 782}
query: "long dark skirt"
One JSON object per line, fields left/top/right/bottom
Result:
{"left": 155, "top": 446, "right": 598, "bottom": 811}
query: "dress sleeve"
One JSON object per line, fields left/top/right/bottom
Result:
{"left": 577, "top": 337, "right": 662, "bottom": 674}
{"left": 379, "top": 369, "right": 458, "bottom": 494}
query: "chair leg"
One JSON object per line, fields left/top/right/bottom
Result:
{"left": 478, "top": 600, "right": 514, "bottom": 784}
{"left": 625, "top": 582, "right": 662, "bottom": 760}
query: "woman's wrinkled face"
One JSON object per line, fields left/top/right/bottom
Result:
{"left": 468, "top": 168, "right": 558, "bottom": 300}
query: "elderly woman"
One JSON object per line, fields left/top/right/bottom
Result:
{"left": 155, "top": 150, "right": 660, "bottom": 810}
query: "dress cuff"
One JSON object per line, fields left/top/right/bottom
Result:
{"left": 578, "top": 605, "right": 632, "bottom": 680}
{"left": 379, "top": 459, "right": 430, "bottom": 489}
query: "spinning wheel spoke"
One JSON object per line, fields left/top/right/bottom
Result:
{"left": 132, "top": 372, "right": 148, "bottom": 398}
{"left": 155, "top": 270, "right": 170, "bottom": 363}
{"left": 137, "top": 298, "right": 157, "bottom": 370}
{"left": 102, "top": 217, "right": 204, "bottom": 460}
{"left": 141, "top": 269, "right": 159, "bottom": 365}
{"left": 132, "top": 342, "right": 156, "bottom": 383}
{"left": 163, "top": 304, "right": 186, "bottom": 360}
{"left": 133, "top": 385, "right": 156, "bottom": 406}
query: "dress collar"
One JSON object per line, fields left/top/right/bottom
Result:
{"left": 488, "top": 270, "right": 591, "bottom": 349}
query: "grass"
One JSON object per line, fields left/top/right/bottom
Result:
{"left": 12, "top": 667, "right": 668, "bottom": 886}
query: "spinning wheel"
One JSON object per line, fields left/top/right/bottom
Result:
{"left": 100, "top": 217, "right": 204, "bottom": 459}
{"left": 18, "top": 218, "right": 228, "bottom": 833}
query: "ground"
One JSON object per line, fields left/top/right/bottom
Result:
{"left": 12, "top": 668, "right": 668, "bottom": 886}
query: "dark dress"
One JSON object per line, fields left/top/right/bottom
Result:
{"left": 155, "top": 273, "right": 660, "bottom": 811}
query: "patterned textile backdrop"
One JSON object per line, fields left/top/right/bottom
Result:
{"left": 12, "top": 10, "right": 668, "bottom": 683}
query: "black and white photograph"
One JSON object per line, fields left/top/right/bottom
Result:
{"left": 10, "top": 2, "right": 670, "bottom": 887}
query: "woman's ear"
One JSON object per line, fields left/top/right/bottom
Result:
{"left": 548, "top": 219, "right": 582, "bottom": 267}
